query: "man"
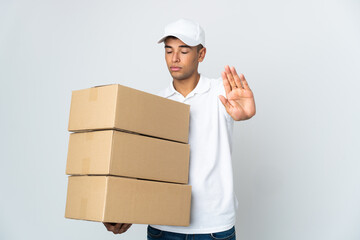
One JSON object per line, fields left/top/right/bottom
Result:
{"left": 104, "top": 18, "right": 256, "bottom": 239}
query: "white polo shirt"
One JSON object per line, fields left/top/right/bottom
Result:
{"left": 150, "top": 74, "right": 238, "bottom": 234}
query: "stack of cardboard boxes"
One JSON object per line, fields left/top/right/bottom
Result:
{"left": 65, "top": 84, "right": 192, "bottom": 226}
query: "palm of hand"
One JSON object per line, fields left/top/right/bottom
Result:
{"left": 219, "top": 66, "right": 256, "bottom": 121}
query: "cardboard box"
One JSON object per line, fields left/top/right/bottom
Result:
{"left": 66, "top": 130, "right": 190, "bottom": 184}
{"left": 65, "top": 176, "right": 191, "bottom": 226}
{"left": 68, "top": 84, "right": 190, "bottom": 143}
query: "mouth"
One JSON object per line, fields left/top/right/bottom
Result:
{"left": 170, "top": 66, "right": 182, "bottom": 72}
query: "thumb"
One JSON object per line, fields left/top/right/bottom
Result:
{"left": 219, "top": 95, "right": 230, "bottom": 109}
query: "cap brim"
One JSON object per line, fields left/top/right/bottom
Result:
{"left": 157, "top": 33, "right": 201, "bottom": 47}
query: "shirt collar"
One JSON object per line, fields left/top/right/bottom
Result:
{"left": 163, "top": 74, "right": 210, "bottom": 98}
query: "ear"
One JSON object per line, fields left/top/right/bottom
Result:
{"left": 198, "top": 47, "right": 206, "bottom": 62}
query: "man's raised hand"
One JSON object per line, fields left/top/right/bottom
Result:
{"left": 219, "top": 65, "right": 256, "bottom": 121}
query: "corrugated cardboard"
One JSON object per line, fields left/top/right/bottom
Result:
{"left": 65, "top": 176, "right": 191, "bottom": 226}
{"left": 68, "top": 84, "right": 190, "bottom": 143}
{"left": 66, "top": 130, "right": 190, "bottom": 184}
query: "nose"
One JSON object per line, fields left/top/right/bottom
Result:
{"left": 172, "top": 52, "right": 180, "bottom": 63}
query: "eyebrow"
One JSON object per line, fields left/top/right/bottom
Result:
{"left": 164, "top": 45, "right": 192, "bottom": 49}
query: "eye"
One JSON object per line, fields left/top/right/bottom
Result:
{"left": 166, "top": 51, "right": 172, "bottom": 54}
{"left": 181, "top": 52, "right": 189, "bottom": 54}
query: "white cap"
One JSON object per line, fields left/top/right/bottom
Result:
{"left": 157, "top": 18, "right": 205, "bottom": 47}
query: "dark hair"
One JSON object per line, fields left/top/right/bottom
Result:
{"left": 196, "top": 44, "right": 204, "bottom": 53}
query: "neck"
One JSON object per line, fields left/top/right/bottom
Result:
{"left": 173, "top": 72, "right": 200, "bottom": 98}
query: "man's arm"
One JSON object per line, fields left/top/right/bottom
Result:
{"left": 219, "top": 65, "right": 256, "bottom": 121}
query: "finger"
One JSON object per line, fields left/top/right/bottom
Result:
{"left": 124, "top": 224, "right": 132, "bottom": 232}
{"left": 103, "top": 222, "right": 114, "bottom": 232}
{"left": 239, "top": 73, "right": 250, "bottom": 90}
{"left": 230, "top": 66, "right": 244, "bottom": 89}
{"left": 225, "top": 65, "right": 237, "bottom": 89}
{"left": 113, "top": 223, "right": 123, "bottom": 234}
{"left": 105, "top": 222, "right": 116, "bottom": 232}
{"left": 124, "top": 223, "right": 133, "bottom": 233}
{"left": 219, "top": 95, "right": 231, "bottom": 110}
{"left": 118, "top": 223, "right": 130, "bottom": 234}
{"left": 221, "top": 71, "right": 232, "bottom": 95}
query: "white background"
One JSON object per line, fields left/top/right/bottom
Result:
{"left": 1, "top": 0, "right": 359, "bottom": 239}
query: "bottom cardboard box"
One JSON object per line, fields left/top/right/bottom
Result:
{"left": 65, "top": 176, "right": 191, "bottom": 226}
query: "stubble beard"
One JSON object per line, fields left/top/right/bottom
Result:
{"left": 171, "top": 72, "right": 192, "bottom": 81}
{"left": 169, "top": 66, "right": 197, "bottom": 81}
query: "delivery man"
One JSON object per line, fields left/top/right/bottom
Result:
{"left": 103, "top": 18, "right": 256, "bottom": 240}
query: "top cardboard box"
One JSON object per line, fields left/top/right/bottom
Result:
{"left": 68, "top": 84, "right": 190, "bottom": 143}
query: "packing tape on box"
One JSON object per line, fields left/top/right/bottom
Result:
{"left": 80, "top": 198, "right": 88, "bottom": 217}
{"left": 81, "top": 158, "right": 90, "bottom": 173}
{"left": 89, "top": 88, "right": 98, "bottom": 101}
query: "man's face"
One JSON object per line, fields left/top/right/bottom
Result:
{"left": 164, "top": 37, "right": 205, "bottom": 81}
